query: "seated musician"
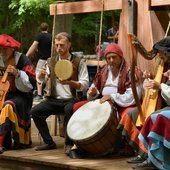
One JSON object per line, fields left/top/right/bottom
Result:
{"left": 137, "top": 70, "right": 170, "bottom": 170}
{"left": 0, "top": 34, "right": 36, "bottom": 154}
{"left": 30, "top": 32, "right": 89, "bottom": 153}
{"left": 118, "top": 36, "right": 170, "bottom": 169}
{"left": 68, "top": 42, "right": 144, "bottom": 158}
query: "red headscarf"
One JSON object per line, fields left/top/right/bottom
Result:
{"left": 104, "top": 43, "right": 123, "bottom": 58}
{"left": 0, "top": 34, "right": 21, "bottom": 49}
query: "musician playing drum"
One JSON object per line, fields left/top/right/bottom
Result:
{"left": 69, "top": 43, "right": 143, "bottom": 158}
{"left": 30, "top": 32, "right": 89, "bottom": 153}
{"left": 118, "top": 35, "right": 170, "bottom": 169}
{"left": 0, "top": 34, "right": 36, "bottom": 154}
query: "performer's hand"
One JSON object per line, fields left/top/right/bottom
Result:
{"left": 38, "top": 63, "right": 47, "bottom": 80}
{"left": 163, "top": 69, "right": 170, "bottom": 80}
{"left": 59, "top": 79, "right": 69, "bottom": 84}
{"left": 88, "top": 87, "right": 97, "bottom": 97}
{"left": 58, "top": 79, "right": 81, "bottom": 90}
{"left": 143, "top": 70, "right": 151, "bottom": 79}
{"left": 100, "top": 95, "right": 111, "bottom": 104}
{"left": 6, "top": 65, "right": 18, "bottom": 76}
{"left": 144, "top": 79, "right": 161, "bottom": 90}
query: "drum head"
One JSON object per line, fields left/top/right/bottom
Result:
{"left": 67, "top": 99, "right": 111, "bottom": 141}
{"left": 54, "top": 60, "right": 73, "bottom": 80}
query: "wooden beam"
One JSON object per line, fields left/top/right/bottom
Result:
{"left": 50, "top": 0, "right": 122, "bottom": 15}
{"left": 151, "top": 0, "right": 170, "bottom": 7}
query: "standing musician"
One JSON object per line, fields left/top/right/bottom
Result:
{"left": 118, "top": 36, "right": 170, "bottom": 169}
{"left": 0, "top": 34, "right": 36, "bottom": 154}
{"left": 69, "top": 43, "right": 143, "bottom": 158}
{"left": 30, "top": 32, "right": 89, "bottom": 153}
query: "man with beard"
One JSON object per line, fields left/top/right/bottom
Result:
{"left": 0, "top": 34, "right": 36, "bottom": 154}
{"left": 30, "top": 32, "right": 89, "bottom": 154}
{"left": 68, "top": 43, "right": 143, "bottom": 158}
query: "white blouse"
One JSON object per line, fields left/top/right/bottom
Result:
{"left": 161, "top": 83, "right": 170, "bottom": 106}
{"left": 87, "top": 66, "right": 142, "bottom": 107}
{"left": 0, "top": 51, "right": 33, "bottom": 93}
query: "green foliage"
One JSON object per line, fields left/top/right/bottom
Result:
{"left": 9, "top": 0, "right": 54, "bottom": 15}
{"left": 9, "top": 0, "right": 55, "bottom": 29}
{"left": 71, "top": 10, "right": 120, "bottom": 53}
{"left": 73, "top": 13, "right": 111, "bottom": 39}
{"left": 0, "top": 0, "right": 120, "bottom": 54}
{"left": 0, "top": 0, "right": 55, "bottom": 52}
{"left": 72, "top": 11, "right": 117, "bottom": 49}
{"left": 0, "top": 0, "right": 55, "bottom": 33}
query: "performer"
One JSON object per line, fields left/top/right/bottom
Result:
{"left": 118, "top": 36, "right": 170, "bottom": 169}
{"left": 138, "top": 84, "right": 170, "bottom": 170}
{"left": 0, "top": 34, "right": 36, "bottom": 154}
{"left": 30, "top": 32, "right": 89, "bottom": 153}
{"left": 69, "top": 42, "right": 143, "bottom": 158}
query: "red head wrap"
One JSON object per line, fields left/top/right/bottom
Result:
{"left": 104, "top": 43, "right": 123, "bottom": 58}
{"left": 0, "top": 34, "right": 21, "bottom": 49}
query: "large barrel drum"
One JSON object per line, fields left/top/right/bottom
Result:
{"left": 67, "top": 99, "right": 120, "bottom": 155}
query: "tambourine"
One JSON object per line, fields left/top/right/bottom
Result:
{"left": 54, "top": 60, "right": 73, "bottom": 80}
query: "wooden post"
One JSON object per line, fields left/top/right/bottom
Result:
{"left": 128, "top": 0, "right": 136, "bottom": 34}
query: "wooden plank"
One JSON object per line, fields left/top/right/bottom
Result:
{"left": 128, "top": 0, "right": 136, "bottom": 34}
{"left": 86, "top": 60, "right": 106, "bottom": 66}
{"left": 118, "top": 1, "right": 129, "bottom": 63}
{"left": 0, "top": 136, "right": 133, "bottom": 170}
{"left": 137, "top": 0, "right": 155, "bottom": 74}
{"left": 151, "top": 0, "right": 170, "bottom": 6}
{"left": 49, "top": 0, "right": 122, "bottom": 15}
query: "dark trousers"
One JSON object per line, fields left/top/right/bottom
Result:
{"left": 31, "top": 97, "right": 77, "bottom": 145}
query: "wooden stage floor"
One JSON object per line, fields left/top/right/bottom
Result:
{"left": 0, "top": 101, "right": 157, "bottom": 170}
{"left": 0, "top": 134, "right": 136, "bottom": 170}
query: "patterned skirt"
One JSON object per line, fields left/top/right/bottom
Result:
{"left": 117, "top": 107, "right": 148, "bottom": 158}
{"left": 139, "top": 107, "right": 170, "bottom": 170}
{"left": 0, "top": 92, "right": 32, "bottom": 149}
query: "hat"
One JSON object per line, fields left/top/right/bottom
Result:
{"left": 0, "top": 34, "right": 21, "bottom": 49}
{"left": 153, "top": 36, "right": 170, "bottom": 56}
{"left": 104, "top": 43, "right": 124, "bottom": 58}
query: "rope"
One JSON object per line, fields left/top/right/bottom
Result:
{"left": 51, "top": 3, "right": 57, "bottom": 60}
{"left": 165, "top": 21, "right": 170, "bottom": 38}
{"left": 97, "top": 0, "right": 104, "bottom": 72}
{"left": 49, "top": 3, "right": 57, "bottom": 100}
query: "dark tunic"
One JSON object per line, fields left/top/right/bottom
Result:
{"left": 0, "top": 52, "right": 36, "bottom": 149}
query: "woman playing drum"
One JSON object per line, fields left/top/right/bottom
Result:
{"left": 68, "top": 43, "right": 144, "bottom": 158}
